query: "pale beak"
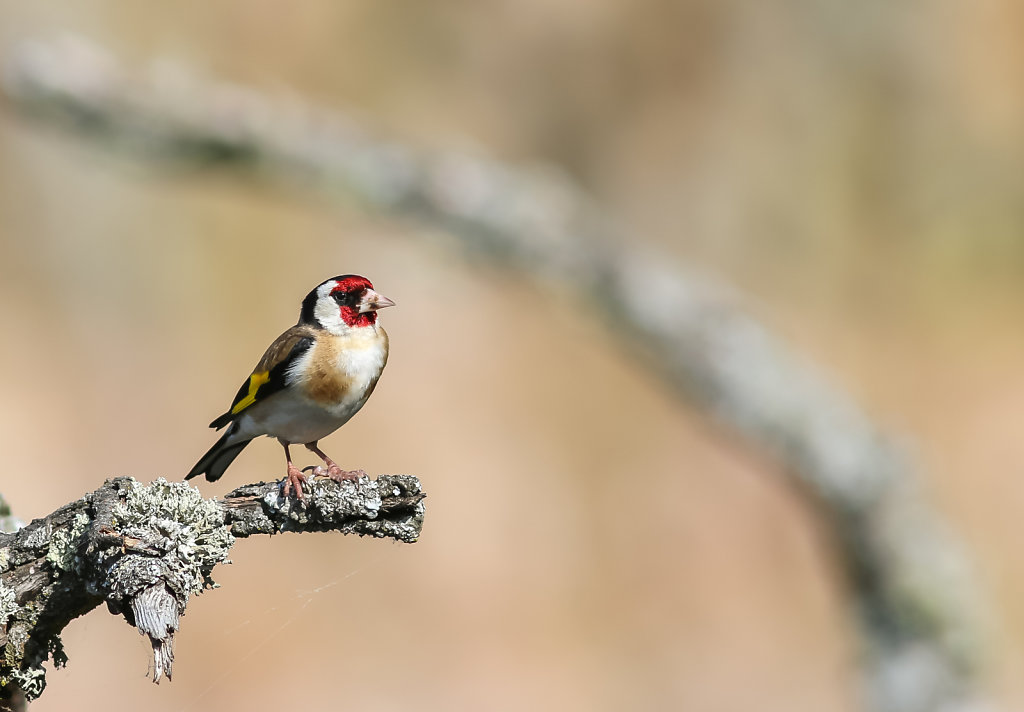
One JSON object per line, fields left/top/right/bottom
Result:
{"left": 358, "top": 289, "right": 396, "bottom": 313}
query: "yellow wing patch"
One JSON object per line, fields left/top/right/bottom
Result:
{"left": 231, "top": 371, "right": 270, "bottom": 415}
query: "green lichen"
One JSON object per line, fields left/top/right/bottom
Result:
{"left": 3, "top": 625, "right": 26, "bottom": 668}
{"left": 45, "top": 511, "right": 91, "bottom": 574}
{"left": 106, "top": 478, "right": 233, "bottom": 598}
{"left": 0, "top": 582, "right": 63, "bottom": 700}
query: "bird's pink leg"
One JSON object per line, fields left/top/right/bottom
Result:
{"left": 304, "top": 442, "right": 366, "bottom": 482}
{"left": 279, "top": 440, "right": 309, "bottom": 499}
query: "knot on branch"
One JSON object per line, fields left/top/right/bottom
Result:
{"left": 98, "top": 478, "right": 233, "bottom": 682}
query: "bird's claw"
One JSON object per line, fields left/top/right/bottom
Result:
{"left": 281, "top": 465, "right": 310, "bottom": 500}
{"left": 311, "top": 464, "right": 366, "bottom": 483}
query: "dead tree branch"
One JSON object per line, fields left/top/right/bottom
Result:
{"left": 0, "top": 37, "right": 986, "bottom": 711}
{"left": 0, "top": 474, "right": 424, "bottom": 705}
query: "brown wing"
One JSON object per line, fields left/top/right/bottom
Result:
{"left": 208, "top": 325, "right": 317, "bottom": 429}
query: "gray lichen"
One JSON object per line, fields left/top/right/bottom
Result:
{"left": 0, "top": 582, "right": 16, "bottom": 629}
{"left": 45, "top": 511, "right": 90, "bottom": 574}
{"left": 105, "top": 478, "right": 233, "bottom": 599}
{"left": 21, "top": 524, "right": 50, "bottom": 551}
{"left": 222, "top": 474, "right": 425, "bottom": 542}
{"left": 276, "top": 476, "right": 381, "bottom": 529}
{"left": 93, "top": 479, "right": 234, "bottom": 682}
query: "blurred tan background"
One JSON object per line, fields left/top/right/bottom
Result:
{"left": 1, "top": 1, "right": 1023, "bottom": 710}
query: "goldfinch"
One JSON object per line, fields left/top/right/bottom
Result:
{"left": 186, "top": 275, "right": 394, "bottom": 498}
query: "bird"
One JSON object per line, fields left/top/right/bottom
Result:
{"left": 186, "top": 275, "right": 394, "bottom": 499}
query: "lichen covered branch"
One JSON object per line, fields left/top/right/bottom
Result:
{"left": 0, "top": 474, "right": 423, "bottom": 702}
{"left": 221, "top": 474, "right": 424, "bottom": 541}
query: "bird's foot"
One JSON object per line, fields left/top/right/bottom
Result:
{"left": 281, "top": 464, "right": 309, "bottom": 500}
{"left": 310, "top": 465, "right": 366, "bottom": 483}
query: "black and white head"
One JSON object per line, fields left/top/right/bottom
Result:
{"left": 300, "top": 275, "right": 395, "bottom": 334}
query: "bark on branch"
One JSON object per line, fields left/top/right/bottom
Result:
{"left": 0, "top": 474, "right": 424, "bottom": 706}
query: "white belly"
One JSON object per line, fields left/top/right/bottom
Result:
{"left": 238, "top": 389, "right": 361, "bottom": 444}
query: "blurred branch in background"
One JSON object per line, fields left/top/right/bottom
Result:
{"left": 0, "top": 474, "right": 424, "bottom": 706}
{"left": 0, "top": 496, "right": 22, "bottom": 537}
{"left": 0, "top": 36, "right": 988, "bottom": 712}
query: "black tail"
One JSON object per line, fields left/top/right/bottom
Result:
{"left": 185, "top": 428, "right": 253, "bottom": 482}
